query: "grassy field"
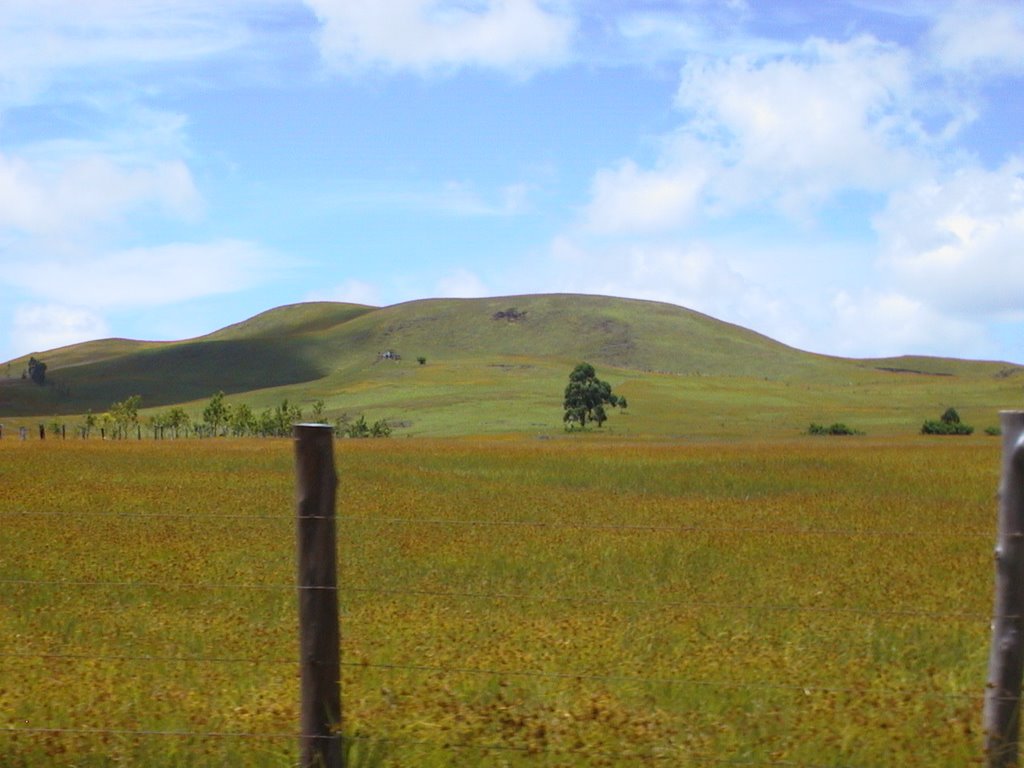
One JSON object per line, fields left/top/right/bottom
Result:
{"left": 0, "top": 434, "right": 1001, "bottom": 766}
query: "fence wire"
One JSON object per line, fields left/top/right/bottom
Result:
{"left": 1, "top": 497, "right": 993, "bottom": 765}
{"left": 0, "top": 509, "right": 994, "bottom": 538}
{"left": 0, "top": 577, "right": 990, "bottom": 619}
{"left": 0, "top": 726, "right": 862, "bottom": 767}
{"left": 0, "top": 651, "right": 982, "bottom": 702}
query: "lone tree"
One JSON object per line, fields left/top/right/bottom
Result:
{"left": 27, "top": 357, "right": 47, "bottom": 386}
{"left": 563, "top": 362, "right": 623, "bottom": 430}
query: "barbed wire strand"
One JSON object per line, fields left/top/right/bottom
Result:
{"left": 339, "top": 660, "right": 982, "bottom": 702}
{"left": 0, "top": 578, "right": 994, "bottom": 621}
{"left": 342, "top": 585, "right": 991, "bottom": 620}
{"left": 0, "top": 511, "right": 318, "bottom": 522}
{"left": 0, "top": 509, "right": 993, "bottom": 538}
{"left": 346, "top": 517, "right": 994, "bottom": 538}
{"left": 0, "top": 725, "right": 293, "bottom": 740}
{"left": 0, "top": 651, "right": 294, "bottom": 665}
{"left": 0, "top": 502, "right": 995, "bottom": 763}
{"left": 0, "top": 652, "right": 982, "bottom": 702}
{"left": 0, "top": 726, "right": 886, "bottom": 766}
{"left": 0, "top": 578, "right": 326, "bottom": 591}
{"left": 346, "top": 732, "right": 854, "bottom": 767}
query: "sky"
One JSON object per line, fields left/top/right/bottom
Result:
{"left": 1, "top": 0, "right": 1023, "bottom": 364}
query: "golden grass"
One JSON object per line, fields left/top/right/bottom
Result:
{"left": 0, "top": 436, "right": 999, "bottom": 766}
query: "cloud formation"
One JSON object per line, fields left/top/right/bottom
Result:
{"left": 831, "top": 290, "right": 991, "bottom": 359}
{"left": 0, "top": 3, "right": 287, "bottom": 357}
{"left": 876, "top": 159, "right": 1024, "bottom": 315}
{"left": 0, "top": 152, "right": 198, "bottom": 236}
{"left": 435, "top": 268, "right": 489, "bottom": 298}
{"left": 929, "top": 1, "right": 1024, "bottom": 73}
{"left": 11, "top": 304, "right": 111, "bottom": 355}
{"left": 305, "top": 0, "right": 575, "bottom": 74}
{"left": 548, "top": 235, "right": 798, "bottom": 341}
{"left": 310, "top": 279, "right": 382, "bottom": 306}
{"left": 582, "top": 35, "right": 936, "bottom": 235}
{"left": 0, "top": 0, "right": 268, "bottom": 107}
{"left": 5, "top": 240, "right": 277, "bottom": 310}
{"left": 566, "top": 10, "right": 1023, "bottom": 359}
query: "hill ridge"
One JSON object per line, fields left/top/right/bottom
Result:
{"left": 1, "top": 293, "right": 1019, "bottom": 436}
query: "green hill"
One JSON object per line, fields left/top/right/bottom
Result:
{"left": 1, "top": 294, "right": 1020, "bottom": 437}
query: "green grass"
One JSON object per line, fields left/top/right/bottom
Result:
{"left": 1, "top": 294, "right": 1020, "bottom": 438}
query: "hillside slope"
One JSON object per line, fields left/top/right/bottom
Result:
{"left": 1, "top": 294, "right": 1019, "bottom": 436}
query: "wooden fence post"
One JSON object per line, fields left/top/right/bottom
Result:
{"left": 294, "top": 424, "right": 343, "bottom": 768}
{"left": 986, "top": 411, "right": 1024, "bottom": 767}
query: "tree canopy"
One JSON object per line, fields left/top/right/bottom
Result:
{"left": 203, "top": 391, "right": 230, "bottom": 436}
{"left": 27, "top": 357, "right": 46, "bottom": 386}
{"left": 563, "top": 362, "right": 623, "bottom": 430}
{"left": 109, "top": 395, "right": 142, "bottom": 438}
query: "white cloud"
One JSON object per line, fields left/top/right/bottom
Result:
{"left": 437, "top": 181, "right": 532, "bottom": 216}
{"left": 560, "top": 20, "right": 1024, "bottom": 362}
{"left": 675, "top": 36, "right": 928, "bottom": 215}
{"left": 830, "top": 290, "right": 992, "bottom": 358}
{"left": 549, "top": 235, "right": 799, "bottom": 342}
{"left": 929, "top": 1, "right": 1024, "bottom": 74}
{"left": 304, "top": 0, "right": 575, "bottom": 74}
{"left": 613, "top": 3, "right": 767, "bottom": 63}
{"left": 10, "top": 304, "right": 110, "bottom": 354}
{"left": 544, "top": 231, "right": 1007, "bottom": 361}
{"left": 0, "top": 0, "right": 272, "bottom": 107}
{"left": 321, "top": 178, "right": 532, "bottom": 217}
{"left": 579, "top": 35, "right": 941, "bottom": 234}
{"left": 584, "top": 158, "right": 708, "bottom": 234}
{"left": 435, "top": 268, "right": 489, "bottom": 297}
{"left": 0, "top": 151, "right": 199, "bottom": 236}
{"left": 310, "top": 279, "right": 382, "bottom": 306}
{"left": 875, "top": 159, "right": 1024, "bottom": 315}
{"left": 4, "top": 240, "right": 277, "bottom": 310}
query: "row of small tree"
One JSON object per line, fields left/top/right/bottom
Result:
{"left": 59, "top": 392, "right": 392, "bottom": 440}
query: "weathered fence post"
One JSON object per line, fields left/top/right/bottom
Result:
{"left": 294, "top": 424, "right": 343, "bottom": 768}
{"left": 986, "top": 411, "right": 1024, "bottom": 767}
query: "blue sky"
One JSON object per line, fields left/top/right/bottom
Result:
{"left": 1, "top": 0, "right": 1022, "bottom": 364}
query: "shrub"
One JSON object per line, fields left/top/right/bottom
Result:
{"left": 985, "top": 426, "right": 1002, "bottom": 436}
{"left": 808, "top": 422, "right": 863, "bottom": 436}
{"left": 921, "top": 419, "right": 973, "bottom": 435}
{"left": 921, "top": 407, "right": 973, "bottom": 435}
{"left": 345, "top": 415, "right": 391, "bottom": 438}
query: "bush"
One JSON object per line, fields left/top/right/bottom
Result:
{"left": 807, "top": 422, "right": 862, "bottom": 436}
{"left": 921, "top": 407, "right": 973, "bottom": 435}
{"left": 985, "top": 426, "right": 1002, "bottom": 436}
{"left": 921, "top": 419, "right": 974, "bottom": 435}
{"left": 345, "top": 415, "right": 391, "bottom": 438}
